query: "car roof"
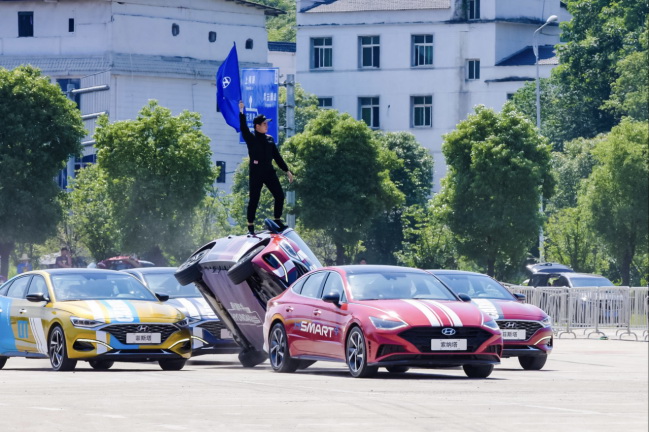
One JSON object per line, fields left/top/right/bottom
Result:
{"left": 29, "top": 268, "right": 127, "bottom": 276}
{"left": 123, "top": 267, "right": 176, "bottom": 274}
{"left": 527, "top": 262, "right": 574, "bottom": 273}
{"left": 336, "top": 265, "right": 429, "bottom": 274}
{"left": 427, "top": 269, "right": 486, "bottom": 277}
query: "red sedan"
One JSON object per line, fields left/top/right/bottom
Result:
{"left": 263, "top": 266, "right": 503, "bottom": 378}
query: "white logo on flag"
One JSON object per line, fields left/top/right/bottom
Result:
{"left": 222, "top": 76, "right": 231, "bottom": 88}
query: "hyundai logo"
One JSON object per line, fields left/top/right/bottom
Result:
{"left": 504, "top": 322, "right": 517, "bottom": 329}
{"left": 441, "top": 328, "right": 456, "bottom": 336}
{"left": 136, "top": 325, "right": 150, "bottom": 333}
{"left": 222, "top": 76, "right": 231, "bottom": 88}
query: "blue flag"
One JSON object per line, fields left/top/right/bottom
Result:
{"left": 216, "top": 44, "right": 242, "bottom": 132}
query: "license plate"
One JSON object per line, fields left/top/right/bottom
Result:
{"left": 126, "top": 333, "right": 161, "bottom": 344}
{"left": 220, "top": 329, "right": 232, "bottom": 339}
{"left": 431, "top": 339, "right": 467, "bottom": 351}
{"left": 502, "top": 330, "right": 526, "bottom": 340}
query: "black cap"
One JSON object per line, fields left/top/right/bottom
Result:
{"left": 253, "top": 114, "right": 272, "bottom": 125}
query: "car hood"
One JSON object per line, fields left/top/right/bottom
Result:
{"left": 55, "top": 300, "right": 184, "bottom": 323}
{"left": 472, "top": 298, "right": 546, "bottom": 320}
{"left": 166, "top": 297, "right": 217, "bottom": 320}
{"left": 354, "top": 299, "right": 487, "bottom": 328}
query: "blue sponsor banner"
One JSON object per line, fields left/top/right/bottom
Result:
{"left": 240, "top": 68, "right": 279, "bottom": 144}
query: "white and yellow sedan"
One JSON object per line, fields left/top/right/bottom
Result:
{"left": 0, "top": 269, "right": 192, "bottom": 371}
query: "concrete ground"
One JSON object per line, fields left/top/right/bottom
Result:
{"left": 0, "top": 338, "right": 646, "bottom": 432}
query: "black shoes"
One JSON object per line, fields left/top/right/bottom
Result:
{"left": 247, "top": 224, "right": 255, "bottom": 236}
{"left": 274, "top": 219, "right": 288, "bottom": 232}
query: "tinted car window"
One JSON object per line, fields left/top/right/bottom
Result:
{"left": 348, "top": 271, "right": 455, "bottom": 301}
{"left": 291, "top": 277, "right": 307, "bottom": 294}
{"left": 323, "top": 272, "right": 344, "bottom": 296}
{"left": 300, "top": 272, "right": 327, "bottom": 299}
{"left": 434, "top": 274, "right": 515, "bottom": 300}
{"left": 7, "top": 276, "right": 31, "bottom": 299}
{"left": 51, "top": 273, "right": 157, "bottom": 301}
{"left": 27, "top": 276, "right": 48, "bottom": 297}
{"left": 569, "top": 277, "right": 614, "bottom": 287}
{"left": 142, "top": 273, "right": 199, "bottom": 298}
{"left": 0, "top": 280, "right": 12, "bottom": 296}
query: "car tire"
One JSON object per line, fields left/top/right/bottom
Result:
{"left": 346, "top": 327, "right": 378, "bottom": 378}
{"left": 386, "top": 366, "right": 409, "bottom": 374}
{"left": 158, "top": 359, "right": 187, "bottom": 371}
{"left": 88, "top": 360, "right": 114, "bottom": 370}
{"left": 228, "top": 246, "right": 265, "bottom": 285}
{"left": 519, "top": 354, "right": 547, "bottom": 370}
{"left": 48, "top": 326, "right": 77, "bottom": 372}
{"left": 297, "top": 360, "right": 316, "bottom": 370}
{"left": 269, "top": 323, "right": 299, "bottom": 373}
{"left": 462, "top": 364, "right": 494, "bottom": 378}
{"left": 238, "top": 348, "right": 267, "bottom": 368}
{"left": 175, "top": 245, "right": 213, "bottom": 286}
{"left": 0, "top": 356, "right": 7, "bottom": 370}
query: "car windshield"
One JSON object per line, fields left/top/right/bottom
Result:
{"left": 347, "top": 271, "right": 456, "bottom": 301}
{"left": 50, "top": 273, "right": 158, "bottom": 302}
{"left": 434, "top": 273, "right": 515, "bottom": 300}
{"left": 283, "top": 230, "right": 323, "bottom": 269}
{"left": 142, "top": 273, "right": 199, "bottom": 298}
{"left": 569, "top": 277, "right": 614, "bottom": 287}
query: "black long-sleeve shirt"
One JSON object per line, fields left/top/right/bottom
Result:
{"left": 239, "top": 113, "right": 289, "bottom": 174}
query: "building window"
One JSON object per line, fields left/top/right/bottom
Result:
{"left": 318, "top": 97, "right": 333, "bottom": 108}
{"left": 18, "top": 12, "right": 34, "bottom": 37}
{"left": 68, "top": 18, "right": 75, "bottom": 33}
{"left": 412, "top": 35, "right": 433, "bottom": 67}
{"left": 467, "top": 59, "right": 480, "bottom": 80}
{"left": 506, "top": 93, "right": 515, "bottom": 100}
{"left": 359, "top": 36, "right": 380, "bottom": 69}
{"left": 359, "top": 97, "right": 379, "bottom": 129}
{"left": 311, "top": 37, "right": 332, "bottom": 69}
{"left": 412, "top": 96, "right": 433, "bottom": 127}
{"left": 209, "top": 31, "right": 217, "bottom": 43}
{"left": 468, "top": 0, "right": 481, "bottom": 20}
{"left": 216, "top": 161, "right": 226, "bottom": 183}
{"left": 245, "top": 39, "right": 253, "bottom": 49}
{"left": 171, "top": 23, "right": 179, "bottom": 36}
{"left": 56, "top": 79, "right": 81, "bottom": 108}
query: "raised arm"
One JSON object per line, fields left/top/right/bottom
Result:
{"left": 239, "top": 101, "right": 254, "bottom": 144}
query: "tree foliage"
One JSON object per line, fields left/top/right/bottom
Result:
{"left": 278, "top": 82, "right": 320, "bottom": 144}
{"left": 579, "top": 119, "right": 648, "bottom": 286}
{"left": 283, "top": 110, "right": 404, "bottom": 264}
{"left": 92, "top": 101, "right": 216, "bottom": 264}
{"left": 256, "top": 0, "right": 296, "bottom": 42}
{"left": 363, "top": 132, "right": 434, "bottom": 264}
{"left": 438, "top": 105, "right": 554, "bottom": 276}
{"left": 0, "top": 66, "right": 84, "bottom": 276}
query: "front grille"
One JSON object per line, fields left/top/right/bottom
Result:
{"left": 398, "top": 327, "right": 493, "bottom": 353}
{"left": 102, "top": 324, "right": 178, "bottom": 345}
{"left": 197, "top": 321, "right": 227, "bottom": 338}
{"left": 496, "top": 320, "right": 543, "bottom": 340}
{"left": 486, "top": 345, "right": 502, "bottom": 355}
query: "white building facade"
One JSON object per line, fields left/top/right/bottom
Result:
{"left": 0, "top": 0, "right": 282, "bottom": 192}
{"left": 296, "top": 0, "right": 566, "bottom": 189}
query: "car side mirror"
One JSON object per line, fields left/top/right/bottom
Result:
{"left": 457, "top": 293, "right": 472, "bottom": 302}
{"left": 26, "top": 293, "right": 48, "bottom": 303}
{"left": 322, "top": 292, "right": 340, "bottom": 306}
{"left": 155, "top": 293, "right": 169, "bottom": 302}
{"left": 514, "top": 293, "right": 526, "bottom": 302}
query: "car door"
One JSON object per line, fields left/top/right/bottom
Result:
{"left": 5, "top": 276, "right": 34, "bottom": 352}
{"left": 0, "top": 280, "right": 17, "bottom": 354}
{"left": 22, "top": 275, "right": 50, "bottom": 355}
{"left": 287, "top": 271, "right": 327, "bottom": 356}
{"left": 312, "top": 271, "right": 350, "bottom": 360}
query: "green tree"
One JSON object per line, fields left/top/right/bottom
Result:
{"left": 0, "top": 66, "right": 84, "bottom": 276}
{"left": 93, "top": 101, "right": 216, "bottom": 264}
{"left": 580, "top": 119, "right": 648, "bottom": 286}
{"left": 395, "top": 201, "right": 459, "bottom": 270}
{"left": 256, "top": 0, "right": 296, "bottom": 42}
{"left": 363, "top": 132, "right": 434, "bottom": 264}
{"left": 283, "top": 110, "right": 404, "bottom": 264}
{"left": 603, "top": 44, "right": 649, "bottom": 122}
{"left": 438, "top": 105, "right": 554, "bottom": 277}
{"left": 278, "top": 82, "right": 320, "bottom": 144}
{"left": 69, "top": 164, "right": 121, "bottom": 261}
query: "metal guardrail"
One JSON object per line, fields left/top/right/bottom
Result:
{"left": 505, "top": 285, "right": 649, "bottom": 341}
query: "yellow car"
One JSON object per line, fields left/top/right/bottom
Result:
{"left": 0, "top": 269, "right": 192, "bottom": 371}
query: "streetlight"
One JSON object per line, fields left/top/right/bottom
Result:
{"left": 533, "top": 14, "right": 557, "bottom": 261}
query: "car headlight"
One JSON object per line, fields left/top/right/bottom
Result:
{"left": 369, "top": 316, "right": 407, "bottom": 330}
{"left": 70, "top": 316, "right": 105, "bottom": 328}
{"left": 482, "top": 318, "right": 500, "bottom": 330}
{"left": 175, "top": 318, "right": 190, "bottom": 329}
{"left": 540, "top": 316, "right": 552, "bottom": 327}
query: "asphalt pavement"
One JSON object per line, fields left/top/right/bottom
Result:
{"left": 0, "top": 338, "right": 646, "bottom": 431}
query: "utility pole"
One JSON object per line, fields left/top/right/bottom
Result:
{"left": 284, "top": 74, "right": 296, "bottom": 228}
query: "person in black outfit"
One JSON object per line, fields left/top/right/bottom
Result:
{"left": 239, "top": 101, "right": 294, "bottom": 235}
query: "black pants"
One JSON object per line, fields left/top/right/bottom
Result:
{"left": 248, "top": 170, "right": 284, "bottom": 224}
